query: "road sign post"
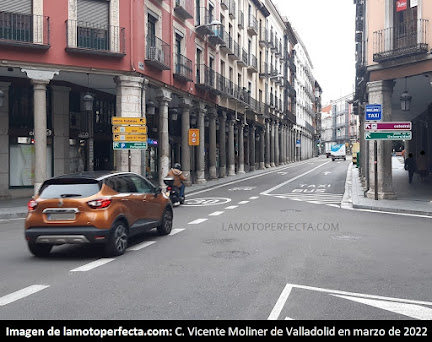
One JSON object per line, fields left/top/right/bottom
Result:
{"left": 365, "top": 104, "right": 382, "bottom": 121}
{"left": 364, "top": 131, "right": 412, "bottom": 140}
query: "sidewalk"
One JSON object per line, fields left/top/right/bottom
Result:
{"left": 350, "top": 156, "right": 432, "bottom": 216}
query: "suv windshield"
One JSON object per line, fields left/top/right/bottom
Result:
{"left": 39, "top": 183, "right": 101, "bottom": 199}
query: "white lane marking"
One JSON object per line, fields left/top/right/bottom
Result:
{"left": 261, "top": 161, "right": 331, "bottom": 195}
{"left": 209, "top": 211, "right": 224, "bottom": 216}
{"left": 268, "top": 284, "right": 294, "bottom": 320}
{"left": 188, "top": 218, "right": 208, "bottom": 225}
{"left": 249, "top": 196, "right": 259, "bottom": 200}
{"left": 0, "top": 285, "right": 50, "bottom": 306}
{"left": 187, "top": 160, "right": 320, "bottom": 197}
{"left": 127, "top": 241, "right": 156, "bottom": 251}
{"left": 285, "top": 317, "right": 295, "bottom": 320}
{"left": 170, "top": 228, "right": 186, "bottom": 236}
{"left": 333, "top": 295, "right": 432, "bottom": 320}
{"left": 344, "top": 206, "right": 432, "bottom": 219}
{"left": 70, "top": 258, "right": 115, "bottom": 272}
{"left": 225, "top": 205, "right": 239, "bottom": 210}
{"left": 238, "top": 201, "right": 250, "bottom": 205}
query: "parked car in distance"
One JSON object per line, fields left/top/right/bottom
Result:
{"left": 25, "top": 171, "right": 173, "bottom": 257}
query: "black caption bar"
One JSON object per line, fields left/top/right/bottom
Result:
{"left": 1, "top": 321, "right": 430, "bottom": 339}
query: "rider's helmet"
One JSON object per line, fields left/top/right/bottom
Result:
{"left": 173, "top": 163, "right": 182, "bottom": 170}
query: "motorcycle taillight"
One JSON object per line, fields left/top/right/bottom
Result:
{"left": 167, "top": 186, "right": 172, "bottom": 191}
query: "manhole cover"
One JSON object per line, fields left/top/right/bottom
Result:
{"left": 203, "top": 239, "right": 235, "bottom": 245}
{"left": 212, "top": 251, "right": 250, "bottom": 259}
{"left": 331, "top": 235, "right": 363, "bottom": 241}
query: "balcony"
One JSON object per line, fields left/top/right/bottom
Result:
{"left": 285, "top": 109, "right": 296, "bottom": 125}
{"left": 174, "top": 0, "right": 194, "bottom": 20}
{"left": 247, "top": 53, "right": 258, "bottom": 72}
{"left": 208, "top": 24, "right": 225, "bottom": 46}
{"left": 173, "top": 53, "right": 193, "bottom": 82}
{"left": 195, "top": 8, "right": 214, "bottom": 36}
{"left": 214, "top": 73, "right": 226, "bottom": 96}
{"left": 0, "top": 11, "right": 50, "bottom": 49}
{"left": 145, "top": 35, "right": 171, "bottom": 70}
{"left": 220, "top": 31, "right": 233, "bottom": 54}
{"left": 247, "top": 14, "right": 258, "bottom": 36}
{"left": 259, "top": 62, "right": 270, "bottom": 78}
{"left": 259, "top": 27, "right": 268, "bottom": 47}
{"left": 66, "top": 20, "right": 125, "bottom": 57}
{"left": 373, "top": 19, "right": 428, "bottom": 62}
{"left": 195, "top": 64, "right": 216, "bottom": 91}
{"left": 238, "top": 10, "right": 244, "bottom": 29}
{"left": 228, "top": 39, "right": 240, "bottom": 60}
{"left": 237, "top": 48, "right": 248, "bottom": 67}
{"left": 221, "top": 0, "right": 229, "bottom": 10}
{"left": 234, "top": 86, "right": 250, "bottom": 105}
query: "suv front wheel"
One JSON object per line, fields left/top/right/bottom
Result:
{"left": 105, "top": 220, "right": 128, "bottom": 256}
{"left": 157, "top": 209, "right": 173, "bottom": 236}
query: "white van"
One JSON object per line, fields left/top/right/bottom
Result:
{"left": 331, "top": 144, "right": 346, "bottom": 161}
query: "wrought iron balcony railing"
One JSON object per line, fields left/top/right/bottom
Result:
{"left": 247, "top": 14, "right": 258, "bottom": 35}
{"left": 195, "top": 7, "right": 214, "bottom": 36}
{"left": 229, "top": 0, "right": 236, "bottom": 19}
{"left": 66, "top": 20, "right": 125, "bottom": 56}
{"left": 238, "top": 10, "right": 244, "bottom": 29}
{"left": 259, "top": 27, "right": 268, "bottom": 47}
{"left": 0, "top": 11, "right": 50, "bottom": 48}
{"left": 208, "top": 24, "right": 225, "bottom": 46}
{"left": 221, "top": 0, "right": 229, "bottom": 10}
{"left": 237, "top": 48, "right": 248, "bottom": 67}
{"left": 173, "top": 53, "right": 193, "bottom": 82}
{"left": 259, "top": 62, "right": 270, "bottom": 78}
{"left": 248, "top": 53, "right": 258, "bottom": 72}
{"left": 229, "top": 39, "right": 240, "bottom": 60}
{"left": 145, "top": 35, "right": 171, "bottom": 70}
{"left": 220, "top": 31, "right": 233, "bottom": 54}
{"left": 196, "top": 64, "right": 216, "bottom": 90}
{"left": 373, "top": 19, "right": 428, "bottom": 62}
{"left": 174, "top": 0, "right": 194, "bottom": 20}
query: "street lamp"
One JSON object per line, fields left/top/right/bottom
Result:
{"left": 400, "top": 77, "right": 412, "bottom": 111}
{"left": 146, "top": 100, "right": 156, "bottom": 115}
{"left": 83, "top": 73, "right": 94, "bottom": 112}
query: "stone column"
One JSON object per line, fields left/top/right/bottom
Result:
{"left": 249, "top": 124, "right": 256, "bottom": 171}
{"left": 114, "top": 75, "right": 145, "bottom": 174}
{"left": 244, "top": 125, "right": 250, "bottom": 172}
{"left": 275, "top": 122, "right": 280, "bottom": 166}
{"left": 208, "top": 107, "right": 218, "bottom": 180}
{"left": 280, "top": 124, "right": 285, "bottom": 165}
{"left": 259, "top": 128, "right": 266, "bottom": 170}
{"left": 141, "top": 78, "right": 149, "bottom": 177}
{"left": 51, "top": 86, "right": 71, "bottom": 175}
{"left": 265, "top": 119, "right": 271, "bottom": 168}
{"left": 156, "top": 88, "right": 172, "bottom": 189}
{"left": 270, "top": 120, "right": 276, "bottom": 167}
{"left": 196, "top": 103, "right": 206, "bottom": 184}
{"left": 228, "top": 118, "right": 236, "bottom": 176}
{"left": 180, "top": 97, "right": 192, "bottom": 186}
{"left": 366, "top": 80, "right": 396, "bottom": 200}
{"left": 237, "top": 120, "right": 245, "bottom": 174}
{"left": 0, "top": 82, "right": 10, "bottom": 198}
{"left": 218, "top": 112, "right": 227, "bottom": 178}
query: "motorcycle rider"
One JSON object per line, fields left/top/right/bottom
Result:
{"left": 167, "top": 163, "right": 187, "bottom": 204}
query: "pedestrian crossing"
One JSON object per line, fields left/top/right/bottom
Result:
{"left": 269, "top": 192, "right": 344, "bottom": 208}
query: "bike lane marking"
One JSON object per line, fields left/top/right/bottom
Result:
{"left": 0, "top": 285, "right": 50, "bottom": 306}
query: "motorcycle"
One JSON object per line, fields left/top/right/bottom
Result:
{"left": 163, "top": 177, "right": 185, "bottom": 206}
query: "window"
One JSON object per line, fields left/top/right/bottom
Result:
{"left": 129, "top": 175, "right": 155, "bottom": 194}
{"left": 147, "top": 13, "right": 157, "bottom": 46}
{"left": 0, "top": 0, "right": 33, "bottom": 43}
{"left": 175, "top": 33, "right": 183, "bottom": 73}
{"left": 77, "top": 0, "right": 109, "bottom": 50}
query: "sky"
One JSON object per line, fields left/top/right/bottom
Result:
{"left": 272, "top": 0, "right": 356, "bottom": 105}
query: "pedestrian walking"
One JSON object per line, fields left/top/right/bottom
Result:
{"left": 416, "top": 150, "right": 428, "bottom": 182}
{"left": 404, "top": 153, "right": 416, "bottom": 184}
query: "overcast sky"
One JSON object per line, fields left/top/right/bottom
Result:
{"left": 272, "top": 0, "right": 356, "bottom": 105}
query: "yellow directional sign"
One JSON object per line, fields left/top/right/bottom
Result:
{"left": 111, "top": 117, "right": 146, "bottom": 125}
{"left": 113, "top": 134, "right": 148, "bottom": 142}
{"left": 112, "top": 126, "right": 148, "bottom": 134}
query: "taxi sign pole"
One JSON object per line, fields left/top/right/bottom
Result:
{"left": 366, "top": 104, "right": 382, "bottom": 201}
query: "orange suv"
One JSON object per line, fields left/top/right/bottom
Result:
{"left": 25, "top": 171, "right": 173, "bottom": 257}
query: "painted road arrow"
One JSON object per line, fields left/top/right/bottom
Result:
{"left": 365, "top": 131, "right": 412, "bottom": 140}
{"left": 365, "top": 122, "right": 411, "bottom": 131}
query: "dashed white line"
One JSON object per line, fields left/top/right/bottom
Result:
{"left": 70, "top": 258, "right": 115, "bottom": 272}
{"left": 249, "top": 196, "right": 259, "bottom": 200}
{"left": 238, "top": 201, "right": 250, "bottom": 205}
{"left": 268, "top": 284, "right": 294, "bottom": 320}
{"left": 169, "top": 228, "right": 186, "bottom": 235}
{"left": 225, "top": 205, "right": 239, "bottom": 210}
{"left": 209, "top": 211, "right": 224, "bottom": 216}
{"left": 127, "top": 241, "right": 156, "bottom": 251}
{"left": 188, "top": 218, "right": 208, "bottom": 225}
{"left": 0, "top": 285, "right": 50, "bottom": 306}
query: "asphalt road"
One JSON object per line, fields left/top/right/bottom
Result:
{"left": 1, "top": 157, "right": 431, "bottom": 320}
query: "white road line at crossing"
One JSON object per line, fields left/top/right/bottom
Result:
{"left": 188, "top": 218, "right": 208, "bottom": 225}
{"left": 249, "top": 196, "right": 259, "bottom": 200}
{"left": 127, "top": 241, "right": 156, "bottom": 251}
{"left": 261, "top": 161, "right": 331, "bottom": 195}
{"left": 238, "top": 201, "right": 250, "bottom": 204}
{"left": 225, "top": 205, "right": 239, "bottom": 210}
{"left": 70, "top": 258, "right": 115, "bottom": 272}
{"left": 209, "top": 211, "right": 224, "bottom": 216}
{"left": 0, "top": 285, "right": 50, "bottom": 306}
{"left": 169, "top": 228, "right": 186, "bottom": 236}
{"left": 268, "top": 284, "right": 294, "bottom": 320}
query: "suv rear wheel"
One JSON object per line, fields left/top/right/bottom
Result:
{"left": 28, "top": 243, "right": 53, "bottom": 257}
{"left": 105, "top": 220, "right": 128, "bottom": 256}
{"left": 157, "top": 209, "right": 173, "bottom": 236}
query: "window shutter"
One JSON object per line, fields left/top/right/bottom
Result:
{"left": 77, "top": 0, "right": 109, "bottom": 27}
{"left": 0, "top": 0, "right": 32, "bottom": 14}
